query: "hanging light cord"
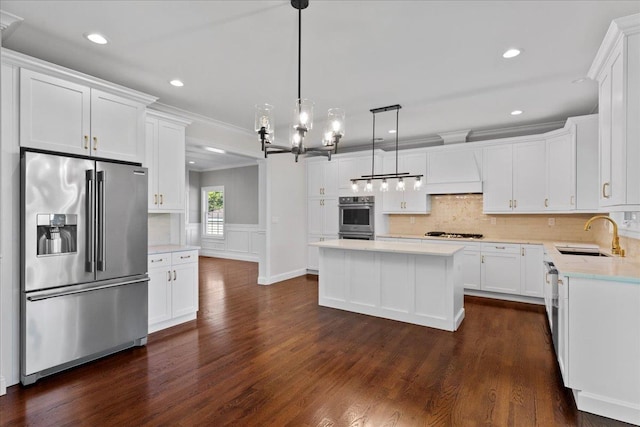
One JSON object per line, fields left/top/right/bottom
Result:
{"left": 297, "top": 6, "right": 302, "bottom": 102}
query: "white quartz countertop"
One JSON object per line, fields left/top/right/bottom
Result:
{"left": 148, "top": 245, "right": 200, "bottom": 255}
{"left": 544, "top": 243, "right": 640, "bottom": 284}
{"left": 310, "top": 239, "right": 464, "bottom": 256}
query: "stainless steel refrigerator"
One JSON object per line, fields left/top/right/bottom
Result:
{"left": 21, "top": 150, "right": 149, "bottom": 385}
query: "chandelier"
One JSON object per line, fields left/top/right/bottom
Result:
{"left": 350, "top": 104, "right": 423, "bottom": 192}
{"left": 254, "top": 0, "right": 345, "bottom": 162}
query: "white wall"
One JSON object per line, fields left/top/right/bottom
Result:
{"left": 261, "top": 154, "right": 307, "bottom": 284}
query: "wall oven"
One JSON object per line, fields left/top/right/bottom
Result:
{"left": 338, "top": 196, "right": 374, "bottom": 240}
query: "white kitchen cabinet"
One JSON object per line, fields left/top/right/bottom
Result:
{"left": 307, "top": 234, "right": 338, "bottom": 270}
{"left": 545, "top": 132, "right": 576, "bottom": 211}
{"left": 557, "top": 274, "right": 569, "bottom": 386}
{"left": 462, "top": 248, "right": 481, "bottom": 290}
{"left": 520, "top": 244, "right": 544, "bottom": 297}
{"left": 148, "top": 249, "right": 199, "bottom": 333}
{"left": 307, "top": 159, "right": 339, "bottom": 197}
{"left": 480, "top": 243, "right": 521, "bottom": 294}
{"left": 20, "top": 69, "right": 146, "bottom": 163}
{"left": 381, "top": 152, "right": 430, "bottom": 213}
{"left": 588, "top": 14, "right": 640, "bottom": 210}
{"left": 338, "top": 155, "right": 378, "bottom": 192}
{"left": 307, "top": 196, "right": 338, "bottom": 236}
{"left": 145, "top": 112, "right": 190, "bottom": 212}
{"left": 483, "top": 141, "right": 546, "bottom": 213}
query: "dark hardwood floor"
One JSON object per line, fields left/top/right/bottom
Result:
{"left": 0, "top": 257, "right": 632, "bottom": 426}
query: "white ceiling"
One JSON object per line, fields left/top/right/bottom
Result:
{"left": 2, "top": 1, "right": 639, "bottom": 166}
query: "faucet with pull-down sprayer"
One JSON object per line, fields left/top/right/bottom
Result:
{"left": 584, "top": 215, "right": 625, "bottom": 257}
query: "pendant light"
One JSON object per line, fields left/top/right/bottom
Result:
{"left": 255, "top": 0, "right": 345, "bottom": 162}
{"left": 350, "top": 104, "right": 423, "bottom": 192}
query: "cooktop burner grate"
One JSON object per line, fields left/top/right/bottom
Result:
{"left": 425, "top": 231, "right": 484, "bottom": 239}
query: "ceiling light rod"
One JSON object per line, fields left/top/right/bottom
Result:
{"left": 350, "top": 104, "right": 423, "bottom": 193}
{"left": 255, "top": 0, "right": 345, "bottom": 163}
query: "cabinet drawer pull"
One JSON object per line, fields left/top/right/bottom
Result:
{"left": 481, "top": 255, "right": 485, "bottom": 263}
{"left": 558, "top": 278, "right": 563, "bottom": 286}
{"left": 93, "top": 136, "right": 98, "bottom": 151}
{"left": 84, "top": 135, "right": 89, "bottom": 149}
{"left": 513, "top": 199, "right": 517, "bottom": 208}
{"left": 167, "top": 271, "right": 172, "bottom": 281}
{"left": 570, "top": 195, "right": 575, "bottom": 205}
{"left": 521, "top": 247, "right": 525, "bottom": 256}
{"left": 544, "top": 198, "right": 548, "bottom": 208}
{"left": 602, "top": 182, "right": 610, "bottom": 199}
{"left": 154, "top": 194, "right": 158, "bottom": 205}
{"left": 180, "top": 255, "right": 191, "bottom": 259}
{"left": 160, "top": 194, "right": 164, "bottom": 205}
{"left": 150, "top": 258, "right": 164, "bottom": 263}
{"left": 173, "top": 270, "right": 177, "bottom": 281}
{"left": 495, "top": 246, "right": 506, "bottom": 249}
{"left": 509, "top": 200, "right": 512, "bottom": 208}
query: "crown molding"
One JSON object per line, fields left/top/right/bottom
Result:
{"left": 588, "top": 13, "right": 640, "bottom": 80}
{"left": 0, "top": 10, "right": 22, "bottom": 32}
{"left": 1, "top": 48, "right": 157, "bottom": 105}
{"left": 151, "top": 102, "right": 254, "bottom": 137}
{"left": 467, "top": 120, "right": 565, "bottom": 142}
{"left": 146, "top": 109, "right": 192, "bottom": 126}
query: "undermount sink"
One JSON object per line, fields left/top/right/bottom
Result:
{"left": 556, "top": 248, "right": 610, "bottom": 257}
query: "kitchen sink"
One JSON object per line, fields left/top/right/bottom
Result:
{"left": 556, "top": 248, "right": 610, "bottom": 257}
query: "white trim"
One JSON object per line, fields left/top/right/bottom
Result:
{"left": 0, "top": 10, "right": 23, "bottom": 31}
{"left": 1, "top": 49, "right": 157, "bottom": 105}
{"left": 146, "top": 109, "right": 192, "bottom": 127}
{"left": 148, "top": 313, "right": 197, "bottom": 334}
{"left": 588, "top": 14, "right": 640, "bottom": 80}
{"left": 464, "top": 289, "right": 544, "bottom": 306}
{"left": 151, "top": 102, "right": 254, "bottom": 137}
{"left": 199, "top": 225, "right": 264, "bottom": 263}
{"left": 186, "top": 135, "right": 261, "bottom": 160}
{"left": 573, "top": 389, "right": 640, "bottom": 426}
{"left": 257, "top": 268, "right": 307, "bottom": 286}
{"left": 200, "top": 250, "right": 259, "bottom": 263}
{"left": 0, "top": 374, "right": 5, "bottom": 396}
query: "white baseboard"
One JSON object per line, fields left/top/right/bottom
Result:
{"left": 464, "top": 289, "right": 544, "bottom": 305}
{"left": 0, "top": 375, "right": 6, "bottom": 396}
{"left": 257, "top": 268, "right": 307, "bottom": 285}
{"left": 573, "top": 389, "right": 640, "bottom": 426}
{"left": 200, "top": 250, "right": 259, "bottom": 263}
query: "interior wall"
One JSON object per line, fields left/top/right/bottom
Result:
{"left": 198, "top": 165, "right": 259, "bottom": 225}
{"left": 187, "top": 170, "right": 201, "bottom": 224}
{"left": 263, "top": 155, "right": 306, "bottom": 283}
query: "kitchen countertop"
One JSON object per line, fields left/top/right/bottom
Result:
{"left": 376, "top": 234, "right": 640, "bottom": 284}
{"left": 148, "top": 245, "right": 200, "bottom": 255}
{"left": 311, "top": 239, "right": 464, "bottom": 256}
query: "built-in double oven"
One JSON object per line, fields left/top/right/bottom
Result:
{"left": 338, "top": 196, "right": 375, "bottom": 240}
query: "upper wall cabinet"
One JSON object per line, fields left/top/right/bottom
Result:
{"left": 381, "top": 151, "right": 430, "bottom": 213}
{"left": 425, "top": 146, "right": 482, "bottom": 194}
{"left": 145, "top": 111, "right": 191, "bottom": 212}
{"left": 307, "top": 159, "right": 339, "bottom": 197}
{"left": 588, "top": 14, "right": 640, "bottom": 210}
{"left": 338, "top": 154, "right": 381, "bottom": 193}
{"left": 20, "top": 69, "right": 147, "bottom": 164}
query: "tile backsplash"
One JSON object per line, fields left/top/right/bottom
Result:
{"left": 389, "top": 194, "right": 598, "bottom": 242}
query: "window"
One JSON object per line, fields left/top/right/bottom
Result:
{"left": 202, "top": 186, "right": 224, "bottom": 237}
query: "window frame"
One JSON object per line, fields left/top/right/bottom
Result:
{"left": 201, "top": 185, "right": 225, "bottom": 238}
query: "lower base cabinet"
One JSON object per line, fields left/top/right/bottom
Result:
{"left": 148, "top": 249, "right": 199, "bottom": 333}
{"left": 480, "top": 243, "right": 521, "bottom": 294}
{"left": 308, "top": 235, "right": 338, "bottom": 270}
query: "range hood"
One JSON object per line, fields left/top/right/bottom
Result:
{"left": 425, "top": 146, "right": 483, "bottom": 194}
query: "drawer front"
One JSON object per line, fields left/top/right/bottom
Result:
{"left": 172, "top": 250, "right": 199, "bottom": 265}
{"left": 481, "top": 243, "right": 520, "bottom": 254}
{"left": 148, "top": 254, "right": 171, "bottom": 269}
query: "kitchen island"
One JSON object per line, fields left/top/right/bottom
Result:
{"left": 311, "top": 239, "right": 465, "bottom": 331}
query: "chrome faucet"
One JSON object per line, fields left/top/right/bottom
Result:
{"left": 584, "top": 215, "right": 624, "bottom": 256}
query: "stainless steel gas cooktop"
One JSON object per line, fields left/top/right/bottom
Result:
{"left": 425, "top": 231, "right": 484, "bottom": 239}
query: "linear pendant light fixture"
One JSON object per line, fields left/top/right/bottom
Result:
{"left": 350, "top": 104, "right": 423, "bottom": 192}
{"left": 254, "top": 0, "right": 345, "bottom": 162}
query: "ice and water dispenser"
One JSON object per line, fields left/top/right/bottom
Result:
{"left": 36, "top": 214, "right": 77, "bottom": 256}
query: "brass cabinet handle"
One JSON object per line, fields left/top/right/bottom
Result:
{"left": 521, "top": 247, "right": 525, "bottom": 256}
{"left": 545, "top": 273, "right": 549, "bottom": 284}
{"left": 558, "top": 278, "right": 564, "bottom": 286}
{"left": 495, "top": 246, "right": 506, "bottom": 250}
{"left": 513, "top": 199, "right": 517, "bottom": 208}
{"left": 167, "top": 271, "right": 171, "bottom": 281}
{"left": 481, "top": 255, "right": 485, "bottom": 263}
{"left": 150, "top": 258, "right": 164, "bottom": 263}
{"left": 602, "top": 182, "right": 610, "bottom": 199}
{"left": 93, "top": 136, "right": 98, "bottom": 151}
{"left": 180, "top": 255, "right": 191, "bottom": 259}
{"left": 160, "top": 194, "right": 164, "bottom": 205}
{"left": 84, "top": 135, "right": 89, "bottom": 149}
{"left": 173, "top": 270, "right": 177, "bottom": 281}
{"left": 544, "top": 198, "right": 549, "bottom": 207}
{"left": 570, "top": 195, "right": 575, "bottom": 205}
{"left": 509, "top": 200, "right": 512, "bottom": 208}
{"left": 154, "top": 194, "right": 158, "bottom": 205}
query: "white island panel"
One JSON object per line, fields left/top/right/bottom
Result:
{"left": 315, "top": 240, "right": 464, "bottom": 331}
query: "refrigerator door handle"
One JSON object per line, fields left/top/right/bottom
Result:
{"left": 97, "top": 171, "right": 106, "bottom": 271}
{"left": 26, "top": 277, "right": 151, "bottom": 302}
{"left": 85, "top": 170, "right": 95, "bottom": 273}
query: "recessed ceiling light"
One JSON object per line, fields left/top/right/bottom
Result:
{"left": 170, "top": 79, "right": 184, "bottom": 87}
{"left": 204, "top": 146, "right": 225, "bottom": 154}
{"left": 85, "top": 33, "right": 108, "bottom": 45}
{"left": 388, "top": 129, "right": 396, "bottom": 134}
{"left": 502, "top": 48, "right": 521, "bottom": 59}
{"left": 511, "top": 110, "right": 523, "bottom": 116}
{"left": 188, "top": 161, "right": 195, "bottom": 164}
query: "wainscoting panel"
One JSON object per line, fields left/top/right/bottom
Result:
{"left": 195, "top": 223, "right": 264, "bottom": 262}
